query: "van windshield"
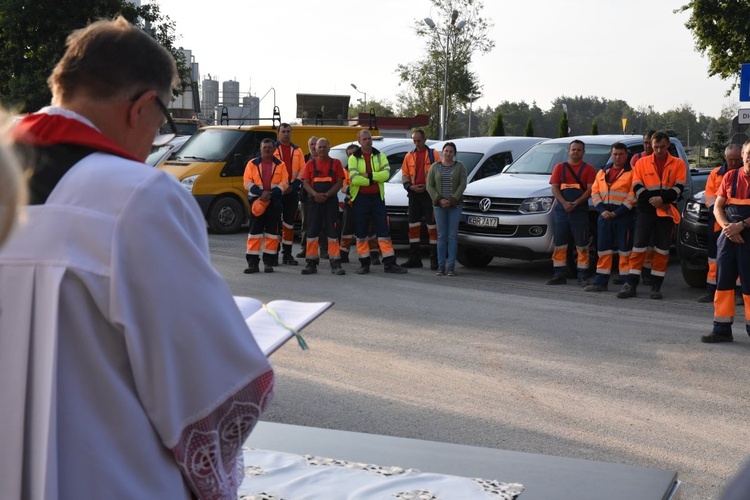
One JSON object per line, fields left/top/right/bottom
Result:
{"left": 387, "top": 151, "right": 484, "bottom": 183}
{"left": 174, "top": 129, "right": 246, "bottom": 162}
{"left": 504, "top": 143, "right": 613, "bottom": 174}
{"left": 146, "top": 144, "right": 172, "bottom": 166}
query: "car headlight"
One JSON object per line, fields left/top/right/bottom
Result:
{"left": 180, "top": 174, "right": 199, "bottom": 193}
{"left": 683, "top": 199, "right": 702, "bottom": 221}
{"left": 518, "top": 196, "right": 554, "bottom": 214}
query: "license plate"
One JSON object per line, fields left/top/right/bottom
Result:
{"left": 466, "top": 215, "right": 498, "bottom": 228}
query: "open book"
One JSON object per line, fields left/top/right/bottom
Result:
{"left": 233, "top": 296, "right": 333, "bottom": 356}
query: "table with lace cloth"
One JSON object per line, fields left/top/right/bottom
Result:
{"left": 242, "top": 422, "right": 681, "bottom": 500}
{"left": 238, "top": 447, "right": 523, "bottom": 499}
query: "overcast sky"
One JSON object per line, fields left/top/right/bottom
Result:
{"left": 152, "top": 0, "right": 741, "bottom": 121}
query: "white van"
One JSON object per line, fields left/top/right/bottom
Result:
{"left": 384, "top": 136, "right": 548, "bottom": 244}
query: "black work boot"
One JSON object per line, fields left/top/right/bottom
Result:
{"left": 244, "top": 257, "right": 260, "bottom": 274}
{"left": 301, "top": 260, "right": 318, "bottom": 275}
{"left": 330, "top": 259, "right": 346, "bottom": 275}
{"left": 340, "top": 251, "right": 350, "bottom": 263}
{"left": 370, "top": 251, "right": 381, "bottom": 265}
{"left": 430, "top": 244, "right": 439, "bottom": 270}
{"left": 383, "top": 256, "right": 408, "bottom": 274}
{"left": 642, "top": 267, "right": 653, "bottom": 286}
{"left": 701, "top": 323, "right": 734, "bottom": 343}
{"left": 356, "top": 257, "right": 371, "bottom": 275}
{"left": 617, "top": 275, "right": 639, "bottom": 299}
{"left": 650, "top": 276, "right": 664, "bottom": 300}
{"left": 282, "top": 244, "right": 298, "bottom": 265}
{"left": 402, "top": 243, "right": 423, "bottom": 268}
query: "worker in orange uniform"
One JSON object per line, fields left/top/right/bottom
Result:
{"left": 546, "top": 139, "right": 596, "bottom": 286}
{"left": 300, "top": 138, "right": 346, "bottom": 275}
{"left": 243, "top": 138, "right": 289, "bottom": 274}
{"left": 585, "top": 142, "right": 636, "bottom": 292}
{"left": 401, "top": 129, "right": 440, "bottom": 270}
{"left": 617, "top": 131, "right": 685, "bottom": 299}
{"left": 702, "top": 140, "right": 750, "bottom": 343}
{"left": 630, "top": 130, "right": 656, "bottom": 285}
{"left": 698, "top": 144, "right": 743, "bottom": 302}
{"left": 274, "top": 123, "right": 306, "bottom": 266}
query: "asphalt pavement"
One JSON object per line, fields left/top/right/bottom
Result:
{"left": 210, "top": 233, "right": 750, "bottom": 500}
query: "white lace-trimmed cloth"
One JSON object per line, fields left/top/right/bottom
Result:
{"left": 238, "top": 447, "right": 523, "bottom": 499}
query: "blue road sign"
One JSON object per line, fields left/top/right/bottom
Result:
{"left": 741, "top": 64, "right": 750, "bottom": 102}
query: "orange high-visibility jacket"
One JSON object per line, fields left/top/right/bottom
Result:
{"left": 273, "top": 141, "right": 305, "bottom": 191}
{"left": 591, "top": 165, "right": 636, "bottom": 214}
{"left": 401, "top": 147, "right": 440, "bottom": 189}
{"left": 243, "top": 157, "right": 289, "bottom": 197}
{"left": 632, "top": 153, "right": 686, "bottom": 221}
{"left": 705, "top": 163, "right": 731, "bottom": 208}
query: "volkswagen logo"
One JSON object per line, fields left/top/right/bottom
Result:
{"left": 479, "top": 197, "right": 492, "bottom": 212}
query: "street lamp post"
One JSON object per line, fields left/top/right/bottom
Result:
{"left": 350, "top": 83, "right": 366, "bottom": 113}
{"left": 425, "top": 10, "right": 466, "bottom": 141}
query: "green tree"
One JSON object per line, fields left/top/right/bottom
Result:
{"left": 347, "top": 98, "right": 396, "bottom": 119}
{"left": 590, "top": 120, "right": 599, "bottom": 135}
{"left": 0, "top": 1, "right": 188, "bottom": 112}
{"left": 661, "top": 103, "right": 701, "bottom": 147}
{"left": 524, "top": 117, "right": 534, "bottom": 137}
{"left": 558, "top": 111, "right": 569, "bottom": 138}
{"left": 489, "top": 110, "right": 505, "bottom": 136}
{"left": 708, "top": 128, "right": 729, "bottom": 165}
{"left": 677, "top": 1, "right": 750, "bottom": 94}
{"left": 397, "top": 0, "right": 494, "bottom": 139}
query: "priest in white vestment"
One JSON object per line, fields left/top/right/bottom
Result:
{"left": 0, "top": 17, "right": 273, "bottom": 500}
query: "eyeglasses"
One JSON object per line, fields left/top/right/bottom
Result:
{"left": 154, "top": 95, "right": 179, "bottom": 136}
{"left": 131, "top": 90, "right": 179, "bottom": 145}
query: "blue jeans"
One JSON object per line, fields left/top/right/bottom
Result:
{"left": 434, "top": 205, "right": 462, "bottom": 268}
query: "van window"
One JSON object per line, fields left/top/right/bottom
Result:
{"left": 455, "top": 152, "right": 485, "bottom": 177}
{"left": 505, "top": 143, "right": 613, "bottom": 174}
{"left": 386, "top": 152, "right": 407, "bottom": 180}
{"left": 146, "top": 143, "right": 173, "bottom": 166}
{"left": 221, "top": 131, "right": 277, "bottom": 177}
{"left": 473, "top": 151, "right": 514, "bottom": 181}
{"left": 604, "top": 140, "right": 681, "bottom": 169}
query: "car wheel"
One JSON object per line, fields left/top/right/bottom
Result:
{"left": 681, "top": 259, "right": 707, "bottom": 288}
{"left": 208, "top": 197, "right": 245, "bottom": 234}
{"left": 457, "top": 246, "right": 494, "bottom": 268}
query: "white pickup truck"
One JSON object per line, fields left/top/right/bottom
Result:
{"left": 457, "top": 134, "right": 695, "bottom": 267}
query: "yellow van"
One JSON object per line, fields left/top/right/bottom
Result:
{"left": 158, "top": 124, "right": 377, "bottom": 233}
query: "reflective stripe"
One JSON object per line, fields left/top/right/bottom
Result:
{"left": 715, "top": 290, "right": 736, "bottom": 321}
{"left": 356, "top": 239, "right": 370, "bottom": 257}
{"left": 305, "top": 239, "right": 320, "bottom": 259}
